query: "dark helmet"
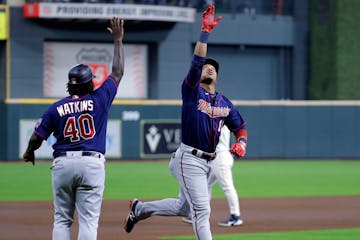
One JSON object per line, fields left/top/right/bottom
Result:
{"left": 68, "top": 64, "right": 94, "bottom": 85}
{"left": 205, "top": 58, "right": 219, "bottom": 74}
{"left": 67, "top": 64, "right": 94, "bottom": 96}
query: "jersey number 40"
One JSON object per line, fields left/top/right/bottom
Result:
{"left": 63, "top": 113, "right": 96, "bottom": 142}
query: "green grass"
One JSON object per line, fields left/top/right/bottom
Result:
{"left": 0, "top": 160, "right": 359, "bottom": 201}
{"left": 2, "top": 161, "right": 358, "bottom": 240}
{"left": 0, "top": 162, "right": 53, "bottom": 201}
{"left": 212, "top": 160, "right": 360, "bottom": 198}
{"left": 163, "top": 228, "right": 360, "bottom": 240}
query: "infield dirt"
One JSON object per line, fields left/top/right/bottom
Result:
{"left": 1, "top": 196, "right": 360, "bottom": 240}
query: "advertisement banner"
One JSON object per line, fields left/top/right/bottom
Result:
{"left": 19, "top": 119, "right": 122, "bottom": 159}
{"left": 23, "top": 3, "right": 195, "bottom": 23}
{"left": 44, "top": 42, "right": 147, "bottom": 99}
{"left": 141, "top": 120, "right": 181, "bottom": 158}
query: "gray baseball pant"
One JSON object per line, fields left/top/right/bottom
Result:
{"left": 51, "top": 152, "right": 105, "bottom": 240}
{"left": 134, "top": 143, "right": 213, "bottom": 240}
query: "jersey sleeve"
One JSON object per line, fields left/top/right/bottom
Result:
{"left": 95, "top": 76, "right": 118, "bottom": 108}
{"left": 181, "top": 55, "right": 205, "bottom": 102}
{"left": 224, "top": 99, "right": 246, "bottom": 132}
{"left": 182, "top": 55, "right": 205, "bottom": 89}
{"left": 34, "top": 108, "right": 55, "bottom": 140}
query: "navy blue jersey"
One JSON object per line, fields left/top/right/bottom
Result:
{"left": 34, "top": 76, "right": 117, "bottom": 155}
{"left": 181, "top": 55, "right": 246, "bottom": 153}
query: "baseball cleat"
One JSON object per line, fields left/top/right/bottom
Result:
{"left": 182, "top": 216, "right": 192, "bottom": 224}
{"left": 124, "top": 198, "right": 139, "bottom": 233}
{"left": 217, "top": 214, "right": 243, "bottom": 227}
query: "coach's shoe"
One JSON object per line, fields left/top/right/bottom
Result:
{"left": 218, "top": 214, "right": 243, "bottom": 227}
{"left": 124, "top": 198, "right": 139, "bottom": 233}
{"left": 182, "top": 216, "right": 192, "bottom": 224}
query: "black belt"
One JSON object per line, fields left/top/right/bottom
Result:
{"left": 53, "top": 151, "right": 101, "bottom": 159}
{"left": 191, "top": 149, "right": 216, "bottom": 161}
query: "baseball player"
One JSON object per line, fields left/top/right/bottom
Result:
{"left": 22, "top": 17, "right": 125, "bottom": 240}
{"left": 182, "top": 125, "right": 243, "bottom": 227}
{"left": 124, "top": 4, "right": 248, "bottom": 240}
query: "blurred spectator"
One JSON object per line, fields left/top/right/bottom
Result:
{"left": 194, "top": 0, "right": 229, "bottom": 12}
{"left": 178, "top": 0, "right": 192, "bottom": 7}
{"left": 133, "top": 0, "right": 166, "bottom": 5}
{"left": 221, "top": 0, "right": 255, "bottom": 16}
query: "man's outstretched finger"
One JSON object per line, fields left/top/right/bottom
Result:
{"left": 213, "top": 16, "right": 222, "bottom": 26}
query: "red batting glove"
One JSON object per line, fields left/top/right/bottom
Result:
{"left": 201, "top": 4, "right": 222, "bottom": 33}
{"left": 230, "top": 140, "right": 247, "bottom": 158}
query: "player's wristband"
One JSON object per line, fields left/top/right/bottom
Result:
{"left": 199, "top": 31, "right": 209, "bottom": 43}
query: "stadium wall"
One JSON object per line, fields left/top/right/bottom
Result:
{"left": 8, "top": 6, "right": 306, "bottom": 100}
{"left": 4, "top": 102, "right": 360, "bottom": 160}
{"left": 11, "top": 2, "right": 360, "bottom": 161}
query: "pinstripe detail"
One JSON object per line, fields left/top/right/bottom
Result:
{"left": 180, "top": 152, "right": 200, "bottom": 240}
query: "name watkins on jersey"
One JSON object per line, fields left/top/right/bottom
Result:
{"left": 197, "top": 99, "right": 230, "bottom": 118}
{"left": 56, "top": 100, "right": 94, "bottom": 117}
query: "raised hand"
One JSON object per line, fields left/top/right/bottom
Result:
{"left": 107, "top": 17, "right": 124, "bottom": 42}
{"left": 201, "top": 4, "right": 222, "bottom": 33}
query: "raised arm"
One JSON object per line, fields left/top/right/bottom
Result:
{"left": 183, "top": 4, "right": 222, "bottom": 89}
{"left": 107, "top": 17, "right": 125, "bottom": 86}
{"left": 194, "top": 4, "right": 222, "bottom": 57}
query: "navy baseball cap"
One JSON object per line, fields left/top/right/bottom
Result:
{"left": 68, "top": 64, "right": 95, "bottom": 84}
{"left": 205, "top": 58, "right": 219, "bottom": 74}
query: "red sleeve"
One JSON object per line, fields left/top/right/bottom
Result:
{"left": 234, "top": 128, "right": 248, "bottom": 142}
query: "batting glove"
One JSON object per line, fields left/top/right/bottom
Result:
{"left": 201, "top": 4, "right": 222, "bottom": 33}
{"left": 230, "top": 139, "right": 247, "bottom": 158}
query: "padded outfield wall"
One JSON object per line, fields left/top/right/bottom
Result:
{"left": 2, "top": 101, "right": 360, "bottom": 160}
